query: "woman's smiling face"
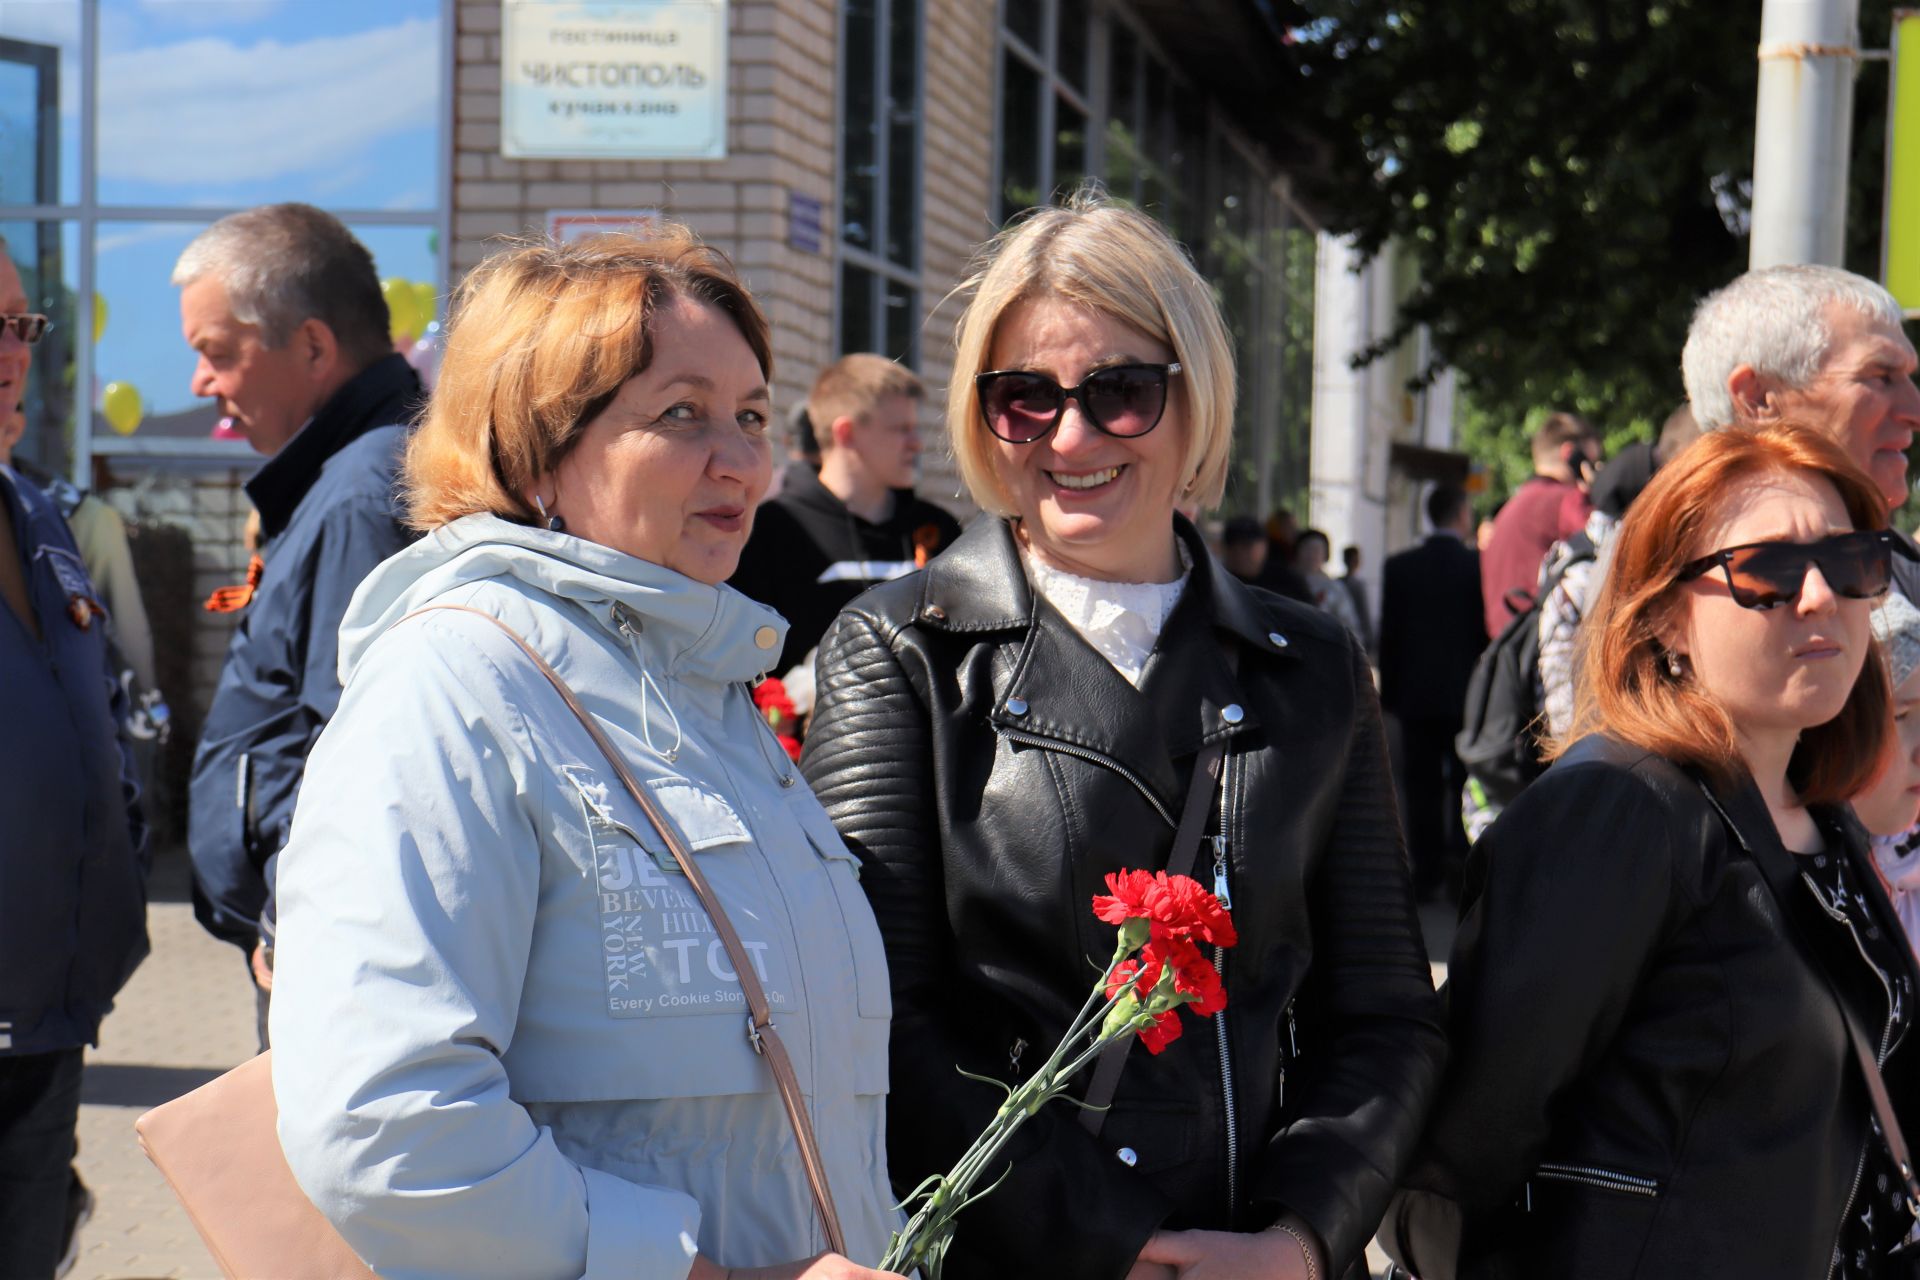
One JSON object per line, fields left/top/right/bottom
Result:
{"left": 547, "top": 294, "right": 773, "bottom": 585}
{"left": 985, "top": 297, "right": 1188, "bottom": 582}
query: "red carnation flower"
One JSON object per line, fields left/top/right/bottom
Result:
{"left": 1092, "top": 869, "right": 1238, "bottom": 948}
{"left": 1136, "top": 1008, "right": 1184, "bottom": 1055}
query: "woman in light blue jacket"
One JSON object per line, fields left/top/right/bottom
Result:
{"left": 268, "top": 229, "right": 901, "bottom": 1280}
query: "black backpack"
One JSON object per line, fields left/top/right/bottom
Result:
{"left": 1454, "top": 533, "right": 1595, "bottom": 806}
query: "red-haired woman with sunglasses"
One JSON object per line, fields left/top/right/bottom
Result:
{"left": 1385, "top": 422, "right": 1920, "bottom": 1279}
{"left": 800, "top": 191, "right": 1444, "bottom": 1280}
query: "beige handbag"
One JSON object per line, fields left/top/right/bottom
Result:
{"left": 136, "top": 604, "right": 847, "bottom": 1276}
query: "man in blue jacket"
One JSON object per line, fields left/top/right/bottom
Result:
{"left": 0, "top": 246, "right": 148, "bottom": 1277}
{"left": 177, "top": 204, "right": 419, "bottom": 1036}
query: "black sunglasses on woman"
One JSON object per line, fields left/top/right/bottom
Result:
{"left": 1676, "top": 529, "right": 1914, "bottom": 610}
{"left": 975, "top": 362, "right": 1181, "bottom": 444}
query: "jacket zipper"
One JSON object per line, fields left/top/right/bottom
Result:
{"left": 1533, "top": 1162, "right": 1660, "bottom": 1198}
{"left": 995, "top": 727, "right": 1177, "bottom": 827}
{"left": 1806, "top": 872, "right": 1900, "bottom": 1280}
{"left": 1213, "top": 749, "right": 1241, "bottom": 1225}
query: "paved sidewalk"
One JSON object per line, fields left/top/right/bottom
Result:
{"left": 72, "top": 846, "right": 255, "bottom": 1280}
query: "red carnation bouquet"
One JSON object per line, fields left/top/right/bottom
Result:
{"left": 879, "top": 869, "right": 1237, "bottom": 1277}
{"left": 752, "top": 675, "right": 803, "bottom": 761}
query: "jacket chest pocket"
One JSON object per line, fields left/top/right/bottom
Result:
{"left": 796, "top": 805, "right": 893, "bottom": 1022}
{"left": 565, "top": 766, "right": 802, "bottom": 1030}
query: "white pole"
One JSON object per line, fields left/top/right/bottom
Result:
{"left": 1750, "top": 0, "right": 1862, "bottom": 268}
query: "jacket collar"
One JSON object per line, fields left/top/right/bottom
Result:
{"left": 247, "top": 354, "right": 421, "bottom": 539}
{"left": 920, "top": 515, "right": 1295, "bottom": 813}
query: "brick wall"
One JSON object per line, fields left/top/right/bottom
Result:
{"left": 451, "top": 0, "right": 997, "bottom": 504}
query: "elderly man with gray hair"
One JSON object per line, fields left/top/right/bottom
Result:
{"left": 1682, "top": 265, "right": 1920, "bottom": 588}
{"left": 177, "top": 203, "right": 419, "bottom": 1037}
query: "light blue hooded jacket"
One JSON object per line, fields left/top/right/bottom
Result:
{"left": 269, "top": 514, "right": 897, "bottom": 1279}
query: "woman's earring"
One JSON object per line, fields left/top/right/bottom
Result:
{"left": 533, "top": 494, "right": 565, "bottom": 533}
{"left": 1667, "top": 653, "right": 1684, "bottom": 678}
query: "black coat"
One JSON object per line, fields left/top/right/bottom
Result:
{"left": 1388, "top": 734, "right": 1920, "bottom": 1279}
{"left": 1378, "top": 532, "right": 1486, "bottom": 723}
{"left": 801, "top": 516, "right": 1445, "bottom": 1279}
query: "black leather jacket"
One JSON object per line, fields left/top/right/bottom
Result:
{"left": 801, "top": 516, "right": 1446, "bottom": 1279}
{"left": 1387, "top": 734, "right": 1920, "bottom": 1280}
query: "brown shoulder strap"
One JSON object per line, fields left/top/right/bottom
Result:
{"left": 399, "top": 604, "right": 849, "bottom": 1255}
{"left": 1079, "top": 739, "right": 1228, "bottom": 1137}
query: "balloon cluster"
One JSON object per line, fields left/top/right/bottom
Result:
{"left": 382, "top": 277, "right": 440, "bottom": 347}
{"left": 91, "top": 295, "right": 145, "bottom": 437}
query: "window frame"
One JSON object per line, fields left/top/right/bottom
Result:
{"left": 0, "top": 0, "right": 455, "bottom": 481}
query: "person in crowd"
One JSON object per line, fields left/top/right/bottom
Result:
{"left": 1387, "top": 423, "right": 1920, "bottom": 1279}
{"left": 731, "top": 353, "right": 961, "bottom": 678}
{"left": 1537, "top": 404, "right": 1702, "bottom": 740}
{"left": 1218, "top": 514, "right": 1269, "bottom": 581}
{"left": 176, "top": 204, "right": 420, "bottom": 1037}
{"left": 765, "top": 398, "right": 822, "bottom": 501}
{"left": 268, "top": 230, "right": 900, "bottom": 1279}
{"left": 801, "top": 193, "right": 1444, "bottom": 1280}
{"left": 1683, "top": 264, "right": 1920, "bottom": 595}
{"left": 1379, "top": 483, "right": 1486, "bottom": 900}
{"left": 0, "top": 416, "right": 157, "bottom": 697}
{"left": 1255, "top": 505, "right": 1313, "bottom": 600}
{"left": 1339, "top": 543, "right": 1375, "bottom": 654}
{"left": 1859, "top": 592, "right": 1920, "bottom": 963}
{"left": 1295, "top": 526, "right": 1364, "bottom": 637}
{"left": 1478, "top": 411, "right": 1601, "bottom": 636}
{"left": 0, "top": 248, "right": 147, "bottom": 1278}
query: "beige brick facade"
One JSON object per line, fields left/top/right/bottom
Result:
{"left": 450, "top": 0, "right": 996, "bottom": 450}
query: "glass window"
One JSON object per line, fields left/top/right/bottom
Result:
{"left": 884, "top": 0, "right": 917, "bottom": 269}
{"left": 1005, "top": 0, "right": 1042, "bottom": 53}
{"left": 839, "top": 259, "right": 875, "bottom": 359}
{"left": 840, "top": 0, "right": 878, "bottom": 252}
{"left": 94, "top": 0, "right": 444, "bottom": 211}
{"left": 998, "top": 49, "right": 1042, "bottom": 222}
{"left": 883, "top": 278, "right": 916, "bottom": 365}
{"left": 92, "top": 220, "right": 437, "bottom": 443}
{"left": 0, "top": 220, "right": 78, "bottom": 476}
{"left": 1055, "top": 0, "right": 1089, "bottom": 93}
{"left": 0, "top": 3, "right": 81, "bottom": 206}
{"left": 1053, "top": 98, "right": 1086, "bottom": 197}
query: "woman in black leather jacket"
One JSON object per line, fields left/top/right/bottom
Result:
{"left": 800, "top": 193, "right": 1445, "bottom": 1280}
{"left": 1386, "top": 422, "right": 1920, "bottom": 1279}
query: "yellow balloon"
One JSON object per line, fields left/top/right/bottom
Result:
{"left": 92, "top": 293, "right": 107, "bottom": 343}
{"left": 381, "top": 277, "right": 421, "bottom": 343}
{"left": 412, "top": 281, "right": 438, "bottom": 330}
{"left": 101, "top": 381, "right": 142, "bottom": 436}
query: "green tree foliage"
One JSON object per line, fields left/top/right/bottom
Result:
{"left": 1284, "top": 0, "right": 1901, "bottom": 502}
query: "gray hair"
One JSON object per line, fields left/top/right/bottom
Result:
{"left": 172, "top": 203, "right": 390, "bottom": 362}
{"left": 1681, "top": 264, "right": 1906, "bottom": 431}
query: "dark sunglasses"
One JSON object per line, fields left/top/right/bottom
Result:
{"left": 975, "top": 362, "right": 1181, "bottom": 444}
{"left": 1675, "top": 530, "right": 1911, "bottom": 610}
{"left": 0, "top": 314, "right": 50, "bottom": 345}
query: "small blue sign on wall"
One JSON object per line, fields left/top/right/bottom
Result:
{"left": 788, "top": 192, "right": 823, "bottom": 254}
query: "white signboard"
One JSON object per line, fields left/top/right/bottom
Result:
{"left": 502, "top": 1, "right": 728, "bottom": 160}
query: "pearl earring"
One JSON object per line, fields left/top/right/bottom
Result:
{"left": 1667, "top": 653, "right": 1684, "bottom": 677}
{"left": 533, "top": 494, "right": 565, "bottom": 533}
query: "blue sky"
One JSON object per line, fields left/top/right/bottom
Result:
{"left": 1, "top": 0, "right": 443, "bottom": 426}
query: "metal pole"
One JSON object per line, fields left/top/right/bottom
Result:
{"left": 1750, "top": 0, "right": 1862, "bottom": 268}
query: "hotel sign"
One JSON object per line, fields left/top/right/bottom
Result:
{"left": 502, "top": 1, "right": 728, "bottom": 160}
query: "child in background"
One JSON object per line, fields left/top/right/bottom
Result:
{"left": 1859, "top": 591, "right": 1920, "bottom": 960}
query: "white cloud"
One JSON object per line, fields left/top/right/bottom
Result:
{"left": 135, "top": 0, "right": 289, "bottom": 29}
{"left": 96, "top": 18, "right": 439, "bottom": 189}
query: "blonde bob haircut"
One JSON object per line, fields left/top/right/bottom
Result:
{"left": 404, "top": 225, "right": 771, "bottom": 532}
{"left": 946, "top": 188, "right": 1237, "bottom": 514}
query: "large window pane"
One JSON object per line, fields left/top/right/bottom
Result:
{"left": 0, "top": 219, "right": 78, "bottom": 477}
{"left": 840, "top": 0, "right": 878, "bottom": 252}
{"left": 93, "top": 220, "right": 437, "bottom": 444}
{"left": 1055, "top": 0, "right": 1089, "bottom": 93}
{"left": 839, "top": 259, "right": 875, "bottom": 356}
{"left": 1004, "top": 0, "right": 1042, "bottom": 53}
{"left": 0, "top": 3, "right": 80, "bottom": 206}
{"left": 998, "top": 50, "right": 1042, "bottom": 223}
{"left": 883, "top": 277, "right": 916, "bottom": 367}
{"left": 884, "top": 0, "right": 917, "bottom": 268}
{"left": 1053, "top": 97, "right": 1086, "bottom": 198}
{"left": 96, "top": 0, "right": 443, "bottom": 210}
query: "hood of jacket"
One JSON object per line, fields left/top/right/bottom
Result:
{"left": 338, "top": 512, "right": 788, "bottom": 688}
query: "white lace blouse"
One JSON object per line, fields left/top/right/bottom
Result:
{"left": 1021, "top": 541, "right": 1192, "bottom": 687}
